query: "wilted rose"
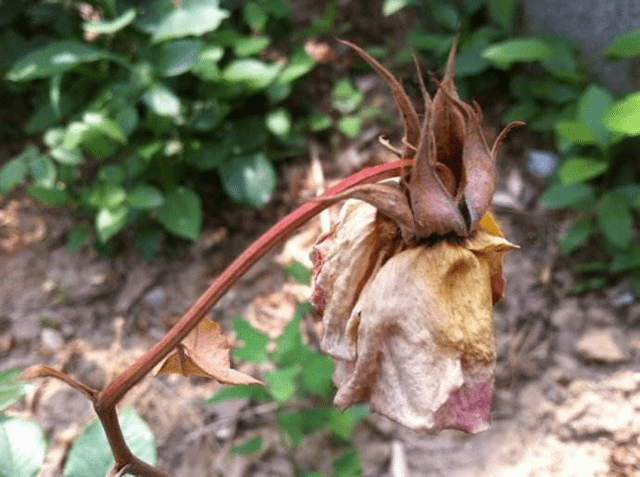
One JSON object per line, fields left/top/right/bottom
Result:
{"left": 312, "top": 201, "right": 515, "bottom": 433}
{"left": 310, "top": 40, "right": 519, "bottom": 433}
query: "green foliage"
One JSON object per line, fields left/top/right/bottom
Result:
{"left": 538, "top": 31, "right": 640, "bottom": 294}
{"left": 0, "top": 369, "right": 157, "bottom": 477}
{"left": 0, "top": 415, "right": 47, "bottom": 477}
{"left": 0, "top": 368, "right": 45, "bottom": 477}
{"left": 0, "top": 370, "right": 30, "bottom": 412}
{"left": 209, "top": 265, "right": 366, "bottom": 476}
{"left": 63, "top": 407, "right": 156, "bottom": 477}
{"left": 1, "top": 0, "right": 318, "bottom": 255}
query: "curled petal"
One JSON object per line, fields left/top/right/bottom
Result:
{"left": 313, "top": 202, "right": 516, "bottom": 434}
{"left": 311, "top": 201, "right": 404, "bottom": 360}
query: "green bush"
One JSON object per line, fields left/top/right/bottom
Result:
{"left": 538, "top": 30, "right": 640, "bottom": 293}
{"left": 1, "top": 0, "right": 317, "bottom": 256}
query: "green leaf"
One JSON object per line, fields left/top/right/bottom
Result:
{"left": 329, "top": 406, "right": 368, "bottom": 440}
{"left": 454, "top": 46, "right": 491, "bottom": 77}
{"left": 156, "top": 39, "right": 201, "bottom": 76}
{"left": 127, "top": 184, "right": 164, "bottom": 209}
{"left": 309, "top": 113, "right": 332, "bottom": 131}
{"left": 571, "top": 277, "right": 607, "bottom": 293}
{"left": 337, "top": 116, "right": 362, "bottom": 139}
{"left": 0, "top": 416, "right": 46, "bottom": 477}
{"left": 276, "top": 48, "right": 315, "bottom": 84}
{"left": 281, "top": 259, "right": 312, "bottom": 285}
{"left": 482, "top": 38, "right": 553, "bottom": 68}
{"left": 596, "top": 193, "right": 633, "bottom": 249}
{"left": 232, "top": 317, "right": 270, "bottom": 364}
{"left": 272, "top": 302, "right": 312, "bottom": 367}
{"left": 333, "top": 448, "right": 361, "bottom": 477}
{"left": 488, "top": 0, "right": 516, "bottom": 31}
{"left": 134, "top": 224, "right": 162, "bottom": 260}
{"left": 501, "top": 101, "right": 539, "bottom": 124}
{"left": 203, "top": 384, "right": 270, "bottom": 405}
{"left": 266, "top": 109, "right": 291, "bottom": 138}
{"left": 538, "top": 183, "right": 595, "bottom": 209}
{"left": 63, "top": 407, "right": 156, "bottom": 477}
{"left": 28, "top": 185, "right": 69, "bottom": 206}
{"left": 230, "top": 436, "right": 263, "bottom": 455}
{"left": 7, "top": 41, "right": 111, "bottom": 81}
{"left": 332, "top": 79, "right": 364, "bottom": 115}
{"left": 50, "top": 146, "right": 83, "bottom": 165}
{"left": 156, "top": 186, "right": 202, "bottom": 241}
{"left": 233, "top": 36, "right": 270, "bottom": 57}
{"left": 605, "top": 28, "right": 640, "bottom": 58}
{"left": 431, "top": 2, "right": 459, "bottom": 31}
{"left": 558, "top": 157, "right": 608, "bottom": 184}
{"left": 263, "top": 365, "right": 299, "bottom": 402}
{"left": 219, "top": 153, "right": 276, "bottom": 208}
{"left": 30, "top": 155, "right": 56, "bottom": 188}
{"left": 555, "top": 121, "right": 599, "bottom": 145}
{"left": 67, "top": 225, "right": 90, "bottom": 253}
{"left": 184, "top": 140, "right": 231, "bottom": 170}
{"left": 277, "top": 411, "right": 304, "bottom": 446}
{"left": 560, "top": 218, "right": 592, "bottom": 255}
{"left": 0, "top": 369, "right": 30, "bottom": 412}
{"left": 578, "top": 85, "right": 614, "bottom": 147}
{"left": 615, "top": 184, "right": 640, "bottom": 207}
{"left": 299, "top": 353, "right": 334, "bottom": 399}
{"left": 244, "top": 2, "right": 268, "bottom": 31}
{"left": 152, "top": 0, "right": 229, "bottom": 43}
{"left": 222, "top": 59, "right": 281, "bottom": 90}
{"left": 610, "top": 244, "right": 640, "bottom": 273}
{"left": 383, "top": 0, "right": 411, "bottom": 16}
{"left": 143, "top": 84, "right": 181, "bottom": 117}
{"left": 0, "top": 154, "right": 29, "bottom": 193}
{"left": 96, "top": 205, "right": 128, "bottom": 242}
{"left": 83, "top": 7, "right": 136, "bottom": 34}
{"left": 99, "top": 165, "right": 126, "bottom": 184}
{"left": 604, "top": 92, "right": 640, "bottom": 136}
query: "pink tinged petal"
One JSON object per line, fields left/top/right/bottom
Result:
{"left": 328, "top": 236, "right": 501, "bottom": 434}
{"left": 432, "top": 365, "right": 494, "bottom": 434}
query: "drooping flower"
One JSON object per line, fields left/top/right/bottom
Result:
{"left": 312, "top": 202, "right": 515, "bottom": 433}
{"left": 310, "top": 40, "right": 519, "bottom": 433}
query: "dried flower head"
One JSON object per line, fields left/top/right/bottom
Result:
{"left": 311, "top": 40, "right": 519, "bottom": 433}
{"left": 322, "top": 40, "right": 523, "bottom": 243}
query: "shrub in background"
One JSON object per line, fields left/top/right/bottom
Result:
{"left": 0, "top": 0, "right": 317, "bottom": 256}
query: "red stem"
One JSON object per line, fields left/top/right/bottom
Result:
{"left": 97, "top": 160, "right": 409, "bottom": 410}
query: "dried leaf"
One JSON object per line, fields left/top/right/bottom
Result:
{"left": 156, "top": 319, "right": 262, "bottom": 385}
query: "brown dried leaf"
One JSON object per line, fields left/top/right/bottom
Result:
{"left": 156, "top": 319, "right": 262, "bottom": 385}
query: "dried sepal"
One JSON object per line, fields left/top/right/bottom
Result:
{"left": 156, "top": 319, "right": 262, "bottom": 385}
{"left": 312, "top": 201, "right": 516, "bottom": 433}
{"left": 333, "top": 39, "right": 523, "bottom": 241}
